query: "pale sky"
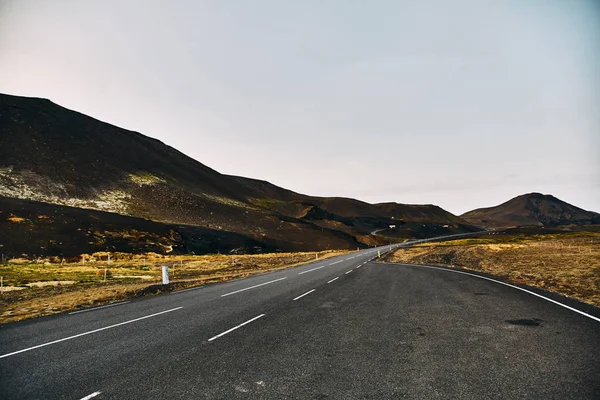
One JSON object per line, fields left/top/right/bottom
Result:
{"left": 1, "top": 0, "right": 598, "bottom": 214}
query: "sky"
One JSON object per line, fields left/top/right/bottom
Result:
{"left": 0, "top": 0, "right": 599, "bottom": 214}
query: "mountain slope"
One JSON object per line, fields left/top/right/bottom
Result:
{"left": 0, "top": 196, "right": 270, "bottom": 257}
{"left": 0, "top": 93, "right": 367, "bottom": 251}
{"left": 461, "top": 193, "right": 600, "bottom": 228}
{"left": 0, "top": 93, "right": 478, "bottom": 255}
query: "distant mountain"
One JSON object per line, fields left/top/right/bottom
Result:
{"left": 461, "top": 193, "right": 600, "bottom": 228}
{"left": 372, "top": 203, "right": 479, "bottom": 239}
{"left": 0, "top": 93, "right": 477, "bottom": 256}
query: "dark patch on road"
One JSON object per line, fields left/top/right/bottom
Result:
{"left": 474, "top": 292, "right": 489, "bottom": 296}
{"left": 506, "top": 318, "right": 544, "bottom": 327}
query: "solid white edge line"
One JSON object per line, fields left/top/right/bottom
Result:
{"left": 0, "top": 307, "right": 184, "bottom": 359}
{"left": 399, "top": 263, "right": 600, "bottom": 323}
{"left": 79, "top": 392, "right": 101, "bottom": 400}
{"left": 327, "top": 277, "right": 339, "bottom": 283}
{"left": 293, "top": 289, "right": 316, "bottom": 301}
{"left": 69, "top": 301, "right": 130, "bottom": 314}
{"left": 345, "top": 270, "right": 353, "bottom": 274}
{"left": 298, "top": 265, "right": 325, "bottom": 275}
{"left": 221, "top": 277, "right": 287, "bottom": 297}
{"left": 208, "top": 314, "right": 265, "bottom": 342}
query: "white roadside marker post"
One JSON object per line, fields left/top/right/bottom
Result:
{"left": 162, "top": 266, "right": 169, "bottom": 285}
{"left": 378, "top": 250, "right": 381, "bottom": 258}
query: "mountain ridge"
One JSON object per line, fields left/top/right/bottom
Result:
{"left": 3, "top": 92, "right": 595, "bottom": 256}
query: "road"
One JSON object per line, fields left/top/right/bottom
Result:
{"left": 1, "top": 241, "right": 599, "bottom": 399}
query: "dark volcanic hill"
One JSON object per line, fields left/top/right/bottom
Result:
{"left": 0, "top": 196, "right": 272, "bottom": 257}
{"left": 461, "top": 193, "right": 600, "bottom": 228}
{"left": 0, "top": 93, "right": 477, "bottom": 256}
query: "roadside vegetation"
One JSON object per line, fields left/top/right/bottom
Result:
{"left": 385, "top": 232, "right": 600, "bottom": 307}
{"left": 0, "top": 250, "right": 349, "bottom": 323}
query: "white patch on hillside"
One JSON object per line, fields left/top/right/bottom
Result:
{"left": 202, "top": 194, "right": 255, "bottom": 209}
{"left": 128, "top": 173, "right": 165, "bottom": 186}
{"left": 0, "top": 167, "right": 132, "bottom": 214}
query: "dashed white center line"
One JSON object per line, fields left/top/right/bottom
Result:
{"left": 345, "top": 270, "right": 353, "bottom": 274}
{"left": 329, "top": 260, "right": 343, "bottom": 265}
{"left": 298, "top": 265, "right": 325, "bottom": 275}
{"left": 208, "top": 314, "right": 265, "bottom": 342}
{"left": 293, "top": 289, "right": 316, "bottom": 301}
{"left": 0, "top": 307, "right": 183, "bottom": 359}
{"left": 221, "top": 277, "right": 287, "bottom": 297}
{"left": 327, "top": 277, "right": 339, "bottom": 283}
{"left": 69, "top": 301, "right": 129, "bottom": 315}
{"left": 79, "top": 392, "right": 101, "bottom": 400}
{"left": 356, "top": 265, "right": 361, "bottom": 269}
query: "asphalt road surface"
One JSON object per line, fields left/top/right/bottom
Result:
{"left": 1, "top": 242, "right": 599, "bottom": 399}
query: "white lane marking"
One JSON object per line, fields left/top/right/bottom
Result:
{"left": 401, "top": 264, "right": 600, "bottom": 323}
{"left": 356, "top": 265, "right": 361, "bottom": 269}
{"left": 298, "top": 265, "right": 325, "bottom": 275}
{"left": 0, "top": 307, "right": 183, "bottom": 359}
{"left": 208, "top": 314, "right": 265, "bottom": 342}
{"left": 345, "top": 257, "right": 352, "bottom": 261}
{"left": 79, "top": 392, "right": 101, "bottom": 400}
{"left": 345, "top": 270, "right": 353, "bottom": 274}
{"left": 69, "top": 301, "right": 130, "bottom": 315}
{"left": 221, "top": 277, "right": 287, "bottom": 297}
{"left": 171, "top": 286, "right": 202, "bottom": 294}
{"left": 293, "top": 289, "right": 316, "bottom": 301}
{"left": 329, "top": 260, "right": 343, "bottom": 265}
{"left": 327, "top": 277, "right": 339, "bottom": 284}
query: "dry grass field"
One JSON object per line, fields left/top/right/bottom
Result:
{"left": 0, "top": 250, "right": 349, "bottom": 323}
{"left": 385, "top": 232, "right": 600, "bottom": 307}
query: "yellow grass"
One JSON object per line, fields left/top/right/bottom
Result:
{"left": 385, "top": 232, "right": 600, "bottom": 307}
{"left": 0, "top": 250, "right": 349, "bottom": 323}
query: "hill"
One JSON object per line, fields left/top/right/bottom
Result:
{"left": 0, "top": 196, "right": 271, "bottom": 257}
{"left": 461, "top": 193, "right": 600, "bottom": 228}
{"left": 0, "top": 93, "right": 477, "bottom": 256}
